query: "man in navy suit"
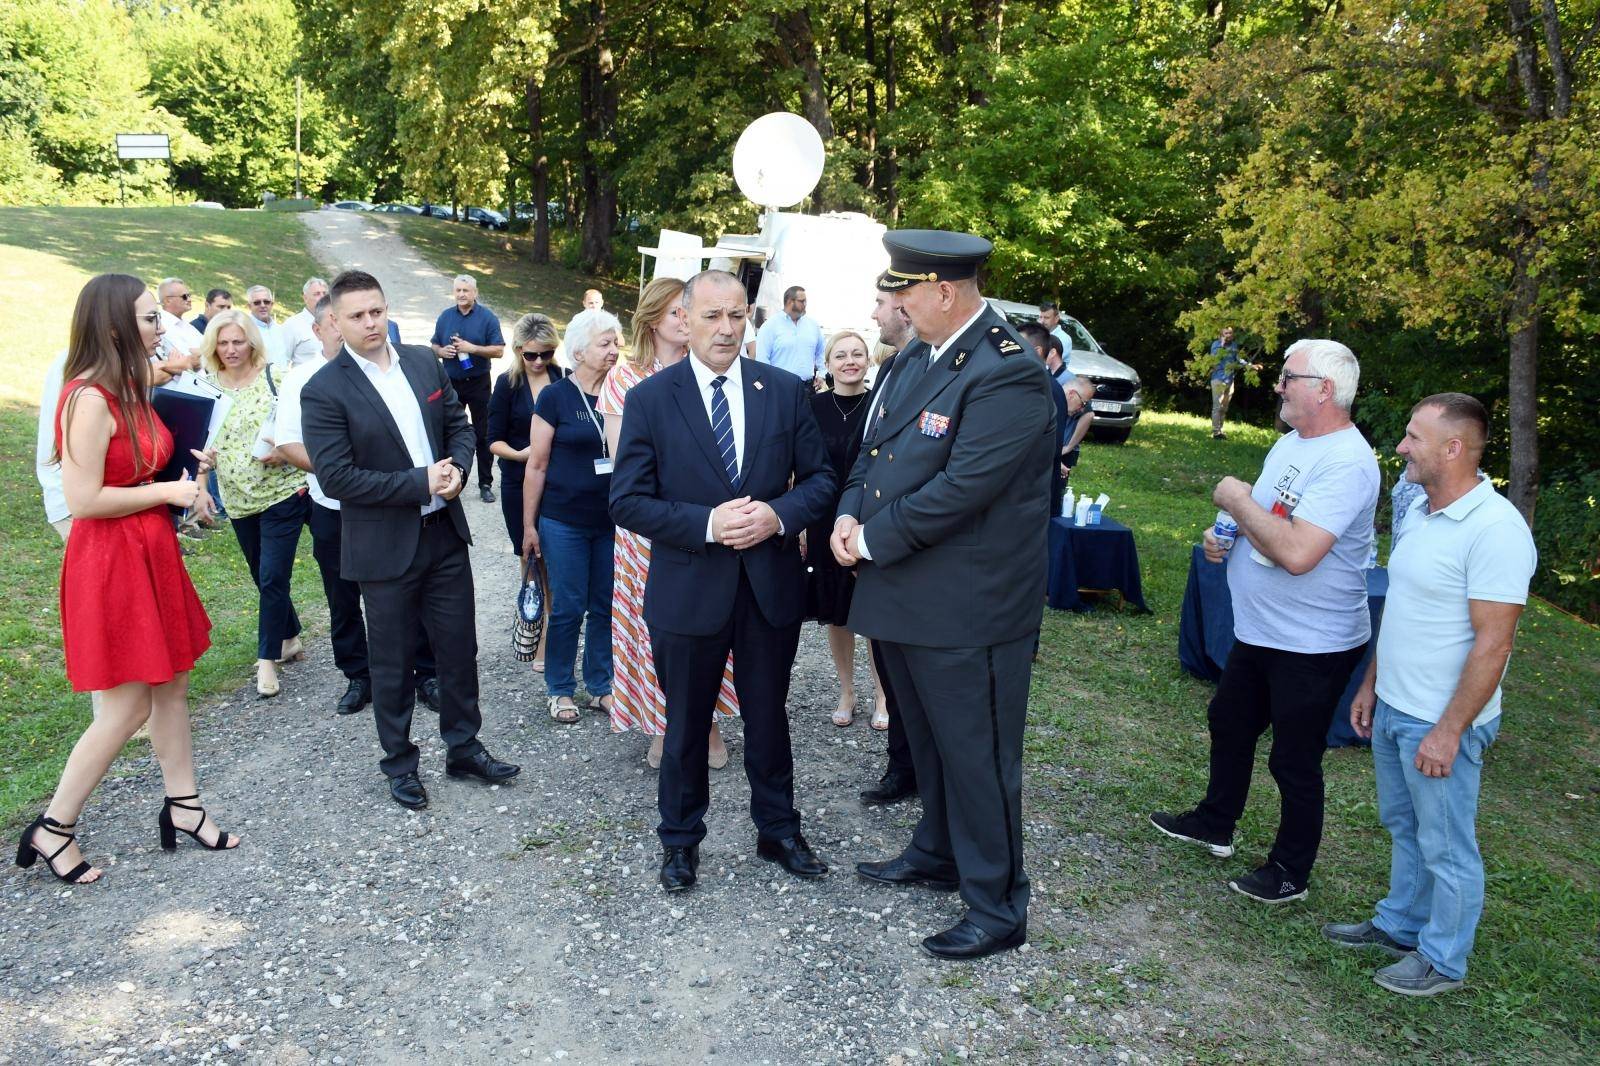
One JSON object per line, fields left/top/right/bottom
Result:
{"left": 610, "top": 269, "right": 837, "bottom": 893}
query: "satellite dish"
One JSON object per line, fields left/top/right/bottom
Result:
{"left": 733, "top": 112, "right": 825, "bottom": 209}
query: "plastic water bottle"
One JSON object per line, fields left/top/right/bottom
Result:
{"left": 1366, "top": 544, "right": 1379, "bottom": 570}
{"left": 454, "top": 334, "right": 474, "bottom": 372}
{"left": 1061, "top": 488, "right": 1075, "bottom": 519}
{"left": 1212, "top": 510, "right": 1238, "bottom": 554}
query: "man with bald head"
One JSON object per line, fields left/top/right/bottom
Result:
{"left": 156, "top": 277, "right": 204, "bottom": 369}
{"left": 610, "top": 269, "right": 836, "bottom": 894}
{"left": 431, "top": 274, "right": 504, "bottom": 502}
{"left": 1326, "top": 394, "right": 1536, "bottom": 997}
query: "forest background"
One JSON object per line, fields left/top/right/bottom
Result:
{"left": 3, "top": 0, "right": 1597, "bottom": 619}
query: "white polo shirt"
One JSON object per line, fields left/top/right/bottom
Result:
{"left": 1376, "top": 476, "right": 1537, "bottom": 726}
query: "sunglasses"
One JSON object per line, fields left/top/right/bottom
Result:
{"left": 522, "top": 348, "right": 554, "bottom": 359}
{"left": 250, "top": 298, "right": 274, "bottom": 307}
{"left": 171, "top": 292, "right": 191, "bottom": 300}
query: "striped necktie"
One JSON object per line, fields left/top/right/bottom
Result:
{"left": 710, "top": 375, "right": 738, "bottom": 485}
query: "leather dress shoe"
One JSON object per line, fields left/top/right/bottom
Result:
{"left": 921, "top": 919, "right": 1026, "bottom": 961}
{"left": 337, "top": 677, "right": 372, "bottom": 716}
{"left": 389, "top": 771, "right": 428, "bottom": 810}
{"left": 855, "top": 856, "right": 959, "bottom": 892}
{"left": 445, "top": 748, "right": 521, "bottom": 784}
{"left": 415, "top": 677, "right": 441, "bottom": 714}
{"left": 756, "top": 832, "right": 828, "bottom": 879}
{"left": 659, "top": 845, "right": 698, "bottom": 892}
{"left": 860, "top": 770, "right": 918, "bottom": 807}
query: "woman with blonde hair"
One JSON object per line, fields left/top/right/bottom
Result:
{"left": 200, "top": 309, "right": 309, "bottom": 698}
{"left": 598, "top": 277, "right": 737, "bottom": 769}
{"left": 805, "top": 330, "right": 889, "bottom": 729}
{"left": 16, "top": 274, "right": 236, "bottom": 885}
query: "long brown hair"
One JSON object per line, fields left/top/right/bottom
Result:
{"left": 55, "top": 273, "right": 162, "bottom": 478}
{"left": 626, "top": 277, "right": 686, "bottom": 373}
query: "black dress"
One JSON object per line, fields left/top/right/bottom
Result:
{"left": 804, "top": 388, "right": 872, "bottom": 626}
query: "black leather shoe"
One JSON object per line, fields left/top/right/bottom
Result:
{"left": 860, "top": 770, "right": 918, "bottom": 807}
{"left": 336, "top": 677, "right": 371, "bottom": 716}
{"left": 756, "top": 832, "right": 828, "bottom": 879}
{"left": 445, "top": 748, "right": 521, "bottom": 784}
{"left": 920, "top": 919, "right": 1026, "bottom": 961}
{"left": 415, "top": 677, "right": 441, "bottom": 714}
{"left": 855, "top": 856, "right": 959, "bottom": 892}
{"left": 660, "top": 845, "right": 698, "bottom": 892}
{"left": 389, "top": 771, "right": 428, "bottom": 810}
{"left": 479, "top": 485, "right": 495, "bottom": 503}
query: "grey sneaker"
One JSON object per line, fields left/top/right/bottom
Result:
{"left": 1374, "top": 951, "right": 1464, "bottom": 997}
{"left": 1322, "top": 919, "right": 1415, "bottom": 958}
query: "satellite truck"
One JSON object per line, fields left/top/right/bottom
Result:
{"left": 636, "top": 112, "right": 890, "bottom": 353}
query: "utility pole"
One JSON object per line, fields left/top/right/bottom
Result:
{"left": 294, "top": 76, "right": 303, "bottom": 200}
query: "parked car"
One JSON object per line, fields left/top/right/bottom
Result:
{"left": 465, "top": 206, "right": 508, "bottom": 231}
{"left": 514, "top": 201, "right": 566, "bottom": 223}
{"left": 418, "top": 203, "right": 455, "bottom": 220}
{"left": 987, "top": 298, "right": 1143, "bottom": 443}
{"left": 373, "top": 202, "right": 422, "bottom": 214}
{"left": 331, "top": 200, "right": 374, "bottom": 211}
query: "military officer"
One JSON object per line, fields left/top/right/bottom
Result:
{"left": 831, "top": 229, "right": 1057, "bottom": 960}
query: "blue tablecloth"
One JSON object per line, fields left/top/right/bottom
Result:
{"left": 1046, "top": 516, "right": 1149, "bottom": 613}
{"left": 1178, "top": 544, "right": 1387, "bottom": 748}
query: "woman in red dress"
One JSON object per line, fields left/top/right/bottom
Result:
{"left": 14, "top": 273, "right": 241, "bottom": 886}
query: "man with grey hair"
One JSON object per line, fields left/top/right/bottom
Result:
{"left": 279, "top": 277, "right": 330, "bottom": 368}
{"left": 430, "top": 273, "right": 504, "bottom": 502}
{"left": 1152, "top": 338, "right": 1379, "bottom": 904}
{"left": 156, "top": 277, "right": 204, "bottom": 369}
{"left": 245, "top": 284, "right": 288, "bottom": 367}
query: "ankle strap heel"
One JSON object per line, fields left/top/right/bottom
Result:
{"left": 159, "top": 794, "right": 234, "bottom": 852}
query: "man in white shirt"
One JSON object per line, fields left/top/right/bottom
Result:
{"left": 278, "top": 277, "right": 329, "bottom": 368}
{"left": 1151, "top": 339, "right": 1380, "bottom": 905}
{"left": 245, "top": 285, "right": 288, "bottom": 367}
{"left": 755, "top": 285, "right": 825, "bottom": 387}
{"left": 1327, "top": 393, "right": 1536, "bottom": 997}
{"left": 157, "top": 278, "right": 205, "bottom": 370}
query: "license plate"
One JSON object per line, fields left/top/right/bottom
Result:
{"left": 1090, "top": 400, "right": 1120, "bottom": 413}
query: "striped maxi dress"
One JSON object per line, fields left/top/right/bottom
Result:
{"left": 598, "top": 359, "right": 739, "bottom": 733}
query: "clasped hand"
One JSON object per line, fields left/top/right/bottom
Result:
{"left": 428, "top": 459, "right": 464, "bottom": 500}
{"left": 712, "top": 496, "right": 779, "bottom": 550}
{"left": 830, "top": 515, "right": 860, "bottom": 567}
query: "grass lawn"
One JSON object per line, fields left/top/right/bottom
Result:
{"left": 1023, "top": 411, "right": 1599, "bottom": 1060}
{"left": 0, "top": 207, "right": 329, "bottom": 822}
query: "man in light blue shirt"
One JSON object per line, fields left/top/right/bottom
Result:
{"left": 1038, "top": 301, "right": 1072, "bottom": 354}
{"left": 1330, "top": 393, "right": 1536, "bottom": 997}
{"left": 755, "top": 285, "right": 824, "bottom": 386}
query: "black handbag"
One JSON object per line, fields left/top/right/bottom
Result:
{"left": 512, "top": 554, "right": 550, "bottom": 661}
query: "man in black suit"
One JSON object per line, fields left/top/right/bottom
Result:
{"left": 610, "top": 269, "right": 836, "bottom": 893}
{"left": 833, "top": 230, "right": 1056, "bottom": 961}
{"left": 301, "top": 270, "right": 519, "bottom": 810}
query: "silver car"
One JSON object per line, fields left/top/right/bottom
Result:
{"left": 987, "top": 298, "right": 1143, "bottom": 442}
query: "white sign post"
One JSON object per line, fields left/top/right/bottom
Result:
{"left": 114, "top": 134, "right": 173, "bottom": 206}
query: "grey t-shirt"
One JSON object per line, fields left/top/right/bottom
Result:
{"left": 1227, "top": 425, "right": 1379, "bottom": 653}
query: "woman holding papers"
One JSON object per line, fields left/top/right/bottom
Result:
{"left": 16, "top": 273, "right": 238, "bottom": 887}
{"left": 200, "top": 310, "right": 309, "bottom": 698}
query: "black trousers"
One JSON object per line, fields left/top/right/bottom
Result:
{"left": 308, "top": 500, "right": 438, "bottom": 682}
{"left": 877, "top": 634, "right": 1034, "bottom": 938}
{"left": 651, "top": 569, "right": 802, "bottom": 848}
{"left": 1192, "top": 638, "right": 1368, "bottom": 885}
{"left": 231, "top": 490, "right": 308, "bottom": 660}
{"left": 358, "top": 518, "right": 483, "bottom": 777}
{"left": 454, "top": 373, "right": 494, "bottom": 488}
{"left": 498, "top": 459, "right": 525, "bottom": 554}
{"left": 868, "top": 639, "right": 914, "bottom": 780}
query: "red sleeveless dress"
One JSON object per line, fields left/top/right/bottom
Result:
{"left": 56, "top": 380, "right": 211, "bottom": 691}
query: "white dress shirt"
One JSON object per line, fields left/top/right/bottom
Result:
{"left": 279, "top": 309, "right": 322, "bottom": 368}
{"left": 256, "top": 317, "right": 288, "bottom": 369}
{"left": 345, "top": 344, "right": 443, "bottom": 515}
{"left": 273, "top": 356, "right": 336, "bottom": 509}
{"left": 159, "top": 310, "right": 205, "bottom": 360}
{"left": 852, "top": 303, "right": 987, "bottom": 560}
{"left": 36, "top": 349, "right": 69, "bottom": 523}
{"left": 689, "top": 352, "right": 768, "bottom": 543}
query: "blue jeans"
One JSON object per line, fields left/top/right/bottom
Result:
{"left": 539, "top": 516, "right": 614, "bottom": 699}
{"left": 1371, "top": 698, "right": 1501, "bottom": 980}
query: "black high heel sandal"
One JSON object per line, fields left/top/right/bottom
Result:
{"left": 158, "top": 794, "right": 235, "bottom": 852}
{"left": 15, "top": 814, "right": 97, "bottom": 884}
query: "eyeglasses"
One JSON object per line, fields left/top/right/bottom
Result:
{"left": 136, "top": 312, "right": 161, "bottom": 324}
{"left": 521, "top": 348, "right": 554, "bottom": 359}
{"left": 250, "top": 298, "right": 274, "bottom": 307}
{"left": 1277, "top": 370, "right": 1326, "bottom": 387}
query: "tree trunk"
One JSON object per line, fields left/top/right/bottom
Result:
{"left": 773, "top": 7, "right": 836, "bottom": 141}
{"left": 525, "top": 75, "right": 551, "bottom": 264}
{"left": 883, "top": 0, "right": 898, "bottom": 220}
{"left": 863, "top": 0, "right": 878, "bottom": 194}
{"left": 577, "top": 0, "right": 618, "bottom": 273}
{"left": 1506, "top": 236, "right": 1540, "bottom": 521}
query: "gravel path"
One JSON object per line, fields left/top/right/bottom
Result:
{"left": 0, "top": 214, "right": 1188, "bottom": 1065}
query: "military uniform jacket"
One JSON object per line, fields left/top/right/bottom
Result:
{"left": 837, "top": 304, "right": 1056, "bottom": 648}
